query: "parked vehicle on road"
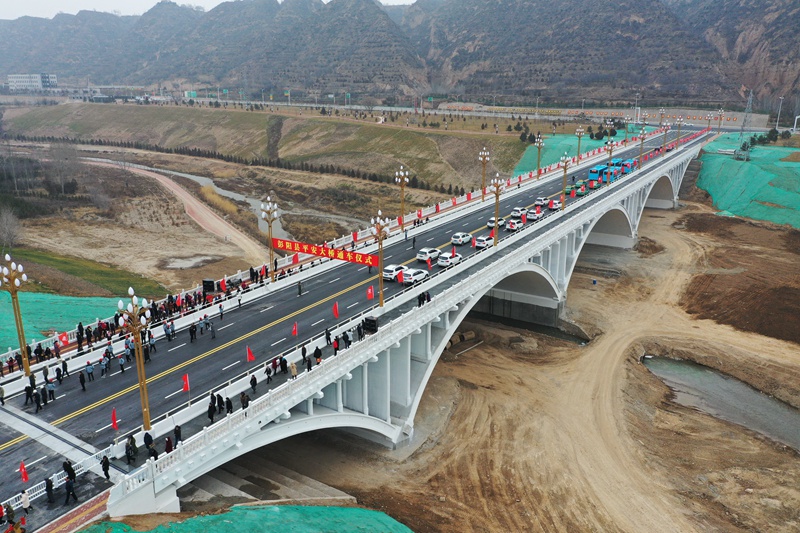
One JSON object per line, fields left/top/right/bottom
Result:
{"left": 437, "top": 252, "right": 463, "bottom": 267}
{"left": 486, "top": 217, "right": 505, "bottom": 228}
{"left": 506, "top": 218, "right": 524, "bottom": 231}
{"left": 510, "top": 207, "right": 528, "bottom": 218}
{"left": 535, "top": 196, "right": 548, "bottom": 206}
{"left": 451, "top": 232, "right": 471, "bottom": 245}
{"left": 382, "top": 264, "right": 408, "bottom": 281}
{"left": 475, "top": 236, "right": 492, "bottom": 248}
{"left": 416, "top": 247, "right": 440, "bottom": 262}
{"left": 549, "top": 199, "right": 562, "bottom": 210}
{"left": 403, "top": 269, "right": 429, "bottom": 285}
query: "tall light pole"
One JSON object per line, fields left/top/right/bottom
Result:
{"left": 605, "top": 119, "right": 615, "bottom": 168}
{"left": 717, "top": 108, "right": 724, "bottom": 135}
{"left": 1, "top": 254, "right": 31, "bottom": 376}
{"left": 117, "top": 287, "right": 153, "bottom": 431}
{"left": 675, "top": 116, "right": 684, "bottom": 150}
{"left": 659, "top": 107, "right": 666, "bottom": 127}
{"left": 479, "top": 147, "right": 490, "bottom": 201}
{"left": 776, "top": 96, "right": 784, "bottom": 129}
{"left": 370, "top": 210, "right": 391, "bottom": 307}
{"left": 260, "top": 197, "right": 279, "bottom": 283}
{"left": 623, "top": 115, "right": 630, "bottom": 143}
{"left": 662, "top": 122, "right": 672, "bottom": 156}
{"left": 395, "top": 165, "right": 409, "bottom": 231}
{"left": 575, "top": 126, "right": 584, "bottom": 160}
{"left": 706, "top": 113, "right": 713, "bottom": 133}
{"left": 638, "top": 127, "right": 647, "bottom": 169}
{"left": 560, "top": 152, "right": 570, "bottom": 211}
{"left": 489, "top": 173, "right": 504, "bottom": 246}
{"left": 534, "top": 134, "right": 544, "bottom": 178}
{"left": 634, "top": 92, "right": 641, "bottom": 122}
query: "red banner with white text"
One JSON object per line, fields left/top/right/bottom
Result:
{"left": 273, "top": 238, "right": 378, "bottom": 267}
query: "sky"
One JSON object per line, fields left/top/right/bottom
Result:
{"left": 0, "top": 0, "right": 412, "bottom": 21}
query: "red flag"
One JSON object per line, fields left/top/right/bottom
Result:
{"left": 260, "top": 264, "right": 266, "bottom": 277}
{"left": 536, "top": 205, "right": 541, "bottom": 214}
{"left": 398, "top": 215, "right": 403, "bottom": 226}
{"left": 333, "top": 302, "right": 340, "bottom": 318}
{"left": 471, "top": 237, "right": 476, "bottom": 248}
{"left": 521, "top": 213, "right": 527, "bottom": 224}
{"left": 292, "top": 322, "right": 298, "bottom": 336}
{"left": 352, "top": 231, "right": 358, "bottom": 244}
{"left": 417, "top": 209, "right": 422, "bottom": 219}
{"left": 489, "top": 228, "right": 495, "bottom": 239}
{"left": 58, "top": 332, "right": 69, "bottom": 346}
{"left": 292, "top": 253, "right": 299, "bottom": 265}
{"left": 247, "top": 346, "right": 255, "bottom": 362}
{"left": 570, "top": 189, "right": 576, "bottom": 198}
{"left": 451, "top": 197, "right": 457, "bottom": 206}
{"left": 20, "top": 461, "right": 28, "bottom": 483}
{"left": 435, "top": 204, "right": 441, "bottom": 213}
{"left": 182, "top": 374, "right": 190, "bottom": 392}
{"left": 467, "top": 192, "right": 472, "bottom": 201}
{"left": 111, "top": 408, "right": 118, "bottom": 431}
{"left": 548, "top": 200, "right": 554, "bottom": 209}
{"left": 397, "top": 270, "right": 404, "bottom": 283}
{"left": 175, "top": 293, "right": 182, "bottom": 307}
{"left": 220, "top": 278, "right": 227, "bottom": 292}
{"left": 367, "top": 286, "right": 375, "bottom": 300}
{"left": 451, "top": 246, "right": 456, "bottom": 257}
{"left": 20, "top": 517, "right": 26, "bottom": 527}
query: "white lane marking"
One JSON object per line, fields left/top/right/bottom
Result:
{"left": 406, "top": 246, "right": 413, "bottom": 251}
{"left": 222, "top": 361, "right": 241, "bottom": 371}
{"left": 165, "top": 389, "right": 183, "bottom": 399}
{"left": 385, "top": 255, "right": 393, "bottom": 260}
{"left": 311, "top": 319, "right": 325, "bottom": 326}
{"left": 56, "top": 394, "right": 66, "bottom": 399}
{"left": 219, "top": 323, "right": 234, "bottom": 331}
{"left": 168, "top": 343, "right": 186, "bottom": 352}
{"left": 19, "top": 456, "right": 47, "bottom": 469}
{"left": 426, "top": 237, "right": 435, "bottom": 242}
{"left": 329, "top": 278, "right": 340, "bottom": 284}
{"left": 461, "top": 222, "right": 470, "bottom": 226}
{"left": 97, "top": 419, "right": 122, "bottom": 431}
{"left": 299, "top": 291, "right": 308, "bottom": 296}
{"left": 347, "top": 302, "right": 359, "bottom": 309}
{"left": 357, "top": 266, "right": 367, "bottom": 271}
{"left": 260, "top": 306, "right": 274, "bottom": 313}
{"left": 271, "top": 337, "right": 286, "bottom": 347}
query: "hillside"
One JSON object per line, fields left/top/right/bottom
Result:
{"left": 0, "top": 0, "right": 797, "bottom": 106}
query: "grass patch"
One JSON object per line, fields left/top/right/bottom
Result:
{"left": 200, "top": 186, "right": 240, "bottom": 216}
{"left": 8, "top": 247, "right": 165, "bottom": 298}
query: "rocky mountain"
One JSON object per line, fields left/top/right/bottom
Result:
{"left": 0, "top": 0, "right": 795, "bottom": 107}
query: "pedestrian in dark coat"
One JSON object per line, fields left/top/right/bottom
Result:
{"left": 165, "top": 437, "right": 173, "bottom": 454}
{"left": 301, "top": 344, "right": 307, "bottom": 364}
{"left": 265, "top": 365, "right": 272, "bottom": 383}
{"left": 63, "top": 461, "right": 76, "bottom": 481}
{"left": 45, "top": 478, "right": 55, "bottom": 503}
{"left": 55, "top": 367, "right": 63, "bottom": 384}
{"left": 62, "top": 358, "right": 69, "bottom": 377}
{"left": 64, "top": 478, "right": 79, "bottom": 505}
{"left": 143, "top": 432, "right": 154, "bottom": 449}
{"left": 207, "top": 401, "right": 216, "bottom": 423}
{"left": 174, "top": 425, "right": 182, "bottom": 443}
{"left": 24, "top": 384, "right": 32, "bottom": 405}
{"left": 250, "top": 374, "right": 257, "bottom": 394}
{"left": 34, "top": 389, "right": 42, "bottom": 413}
{"left": 325, "top": 328, "right": 332, "bottom": 345}
{"left": 125, "top": 442, "right": 134, "bottom": 465}
{"left": 101, "top": 456, "right": 110, "bottom": 480}
{"left": 216, "top": 393, "right": 224, "bottom": 414}
{"left": 280, "top": 356, "right": 288, "bottom": 374}
{"left": 79, "top": 371, "right": 86, "bottom": 391}
{"left": 306, "top": 356, "right": 313, "bottom": 372}
{"left": 225, "top": 397, "right": 233, "bottom": 414}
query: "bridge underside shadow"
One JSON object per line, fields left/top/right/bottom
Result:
{"left": 470, "top": 267, "right": 562, "bottom": 327}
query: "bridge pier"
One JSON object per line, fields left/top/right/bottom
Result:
{"left": 472, "top": 289, "right": 564, "bottom": 328}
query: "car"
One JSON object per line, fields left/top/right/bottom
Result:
{"left": 510, "top": 207, "right": 528, "bottom": 218}
{"left": 416, "top": 247, "right": 440, "bottom": 262}
{"left": 382, "top": 264, "right": 408, "bottom": 281}
{"left": 451, "top": 232, "right": 471, "bottom": 245}
{"left": 529, "top": 210, "right": 543, "bottom": 221}
{"left": 486, "top": 217, "right": 505, "bottom": 228}
{"left": 564, "top": 185, "right": 575, "bottom": 195}
{"left": 475, "top": 235, "right": 492, "bottom": 248}
{"left": 506, "top": 218, "right": 524, "bottom": 231}
{"left": 437, "top": 252, "right": 463, "bottom": 267}
{"left": 549, "top": 199, "right": 562, "bottom": 210}
{"left": 534, "top": 197, "right": 548, "bottom": 206}
{"left": 403, "top": 268, "right": 429, "bottom": 285}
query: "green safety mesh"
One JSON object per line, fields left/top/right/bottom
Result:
{"left": 81, "top": 505, "right": 412, "bottom": 533}
{"left": 697, "top": 133, "right": 800, "bottom": 229}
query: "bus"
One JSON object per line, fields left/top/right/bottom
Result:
{"left": 621, "top": 159, "right": 638, "bottom": 173}
{"left": 588, "top": 165, "right": 607, "bottom": 180}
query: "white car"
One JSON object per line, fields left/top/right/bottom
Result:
{"left": 510, "top": 207, "right": 528, "bottom": 218}
{"left": 549, "top": 200, "right": 562, "bottom": 210}
{"left": 475, "top": 235, "right": 492, "bottom": 249}
{"left": 382, "top": 264, "right": 408, "bottom": 281}
{"left": 451, "top": 232, "right": 471, "bottom": 245}
{"left": 529, "top": 210, "right": 543, "bottom": 221}
{"left": 403, "top": 268, "right": 429, "bottom": 285}
{"left": 486, "top": 217, "right": 505, "bottom": 228}
{"left": 416, "top": 247, "right": 440, "bottom": 262}
{"left": 506, "top": 218, "right": 524, "bottom": 231}
{"left": 437, "top": 252, "right": 463, "bottom": 267}
{"left": 534, "top": 197, "right": 548, "bottom": 206}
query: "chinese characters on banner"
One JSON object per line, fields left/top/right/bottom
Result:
{"left": 273, "top": 238, "right": 378, "bottom": 267}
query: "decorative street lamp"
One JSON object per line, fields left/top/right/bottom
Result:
{"left": 260, "top": 197, "right": 279, "bottom": 283}
{"left": 1, "top": 254, "right": 31, "bottom": 376}
{"left": 560, "top": 152, "right": 570, "bottom": 211}
{"left": 638, "top": 127, "right": 647, "bottom": 169}
{"left": 659, "top": 107, "right": 666, "bottom": 127}
{"left": 623, "top": 115, "right": 631, "bottom": 143}
{"left": 662, "top": 121, "right": 672, "bottom": 156}
{"left": 395, "top": 165, "right": 410, "bottom": 232}
{"left": 489, "top": 173, "right": 504, "bottom": 246}
{"left": 117, "top": 287, "right": 153, "bottom": 431}
{"left": 675, "top": 116, "right": 684, "bottom": 150}
{"left": 605, "top": 119, "right": 616, "bottom": 169}
{"left": 478, "top": 147, "right": 490, "bottom": 201}
{"left": 705, "top": 113, "right": 713, "bottom": 133}
{"left": 370, "top": 210, "right": 391, "bottom": 307}
{"left": 717, "top": 108, "right": 724, "bottom": 135}
{"left": 534, "top": 134, "right": 545, "bottom": 178}
{"left": 575, "top": 126, "right": 584, "bottom": 160}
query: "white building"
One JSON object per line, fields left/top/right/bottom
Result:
{"left": 7, "top": 73, "right": 58, "bottom": 91}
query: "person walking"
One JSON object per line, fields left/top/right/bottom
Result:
{"left": 118, "top": 355, "right": 125, "bottom": 373}
{"left": 412, "top": 236, "right": 416, "bottom": 248}
{"left": 125, "top": 441, "right": 135, "bottom": 465}
{"left": 216, "top": 393, "right": 224, "bottom": 414}
{"left": 86, "top": 361, "right": 95, "bottom": 381}
{"left": 149, "top": 332, "right": 157, "bottom": 353}
{"left": 79, "top": 371, "right": 86, "bottom": 391}
{"left": 297, "top": 281, "right": 302, "bottom": 297}
{"left": 272, "top": 357, "right": 279, "bottom": 376}
{"left": 301, "top": 344, "right": 307, "bottom": 364}
{"left": 55, "top": 367, "right": 63, "bottom": 384}
{"left": 219, "top": 303, "right": 224, "bottom": 321}
{"left": 4, "top": 503, "right": 15, "bottom": 525}
{"left": 63, "top": 478, "right": 79, "bottom": 505}
{"left": 280, "top": 356, "right": 288, "bottom": 375}
{"left": 209, "top": 321, "right": 216, "bottom": 339}
{"left": 47, "top": 379, "right": 56, "bottom": 401}
{"left": 24, "top": 384, "right": 32, "bottom": 405}
{"left": 306, "top": 355, "right": 313, "bottom": 372}
{"left": 325, "top": 328, "right": 332, "bottom": 345}
{"left": 207, "top": 401, "right": 216, "bottom": 424}
{"left": 41, "top": 384, "right": 48, "bottom": 406}
{"left": 20, "top": 490, "right": 32, "bottom": 515}
{"left": 225, "top": 397, "right": 233, "bottom": 414}
{"left": 33, "top": 388, "right": 42, "bottom": 413}
{"left": 101, "top": 456, "right": 110, "bottom": 480}
{"left": 63, "top": 460, "right": 76, "bottom": 482}
{"left": 61, "top": 358, "right": 69, "bottom": 378}
{"left": 165, "top": 437, "right": 173, "bottom": 454}
{"left": 163, "top": 322, "right": 171, "bottom": 342}
{"left": 250, "top": 374, "right": 257, "bottom": 394}
{"left": 189, "top": 323, "right": 196, "bottom": 342}
{"left": 173, "top": 425, "right": 182, "bottom": 444}
{"left": 0, "top": 385, "right": 4, "bottom": 406}
{"left": 169, "top": 321, "right": 176, "bottom": 340}
{"left": 45, "top": 478, "right": 55, "bottom": 503}
{"left": 342, "top": 331, "right": 350, "bottom": 349}
{"left": 203, "top": 315, "right": 210, "bottom": 333}
{"left": 198, "top": 317, "right": 205, "bottom": 335}
{"left": 290, "top": 361, "right": 298, "bottom": 380}
{"left": 265, "top": 365, "right": 272, "bottom": 384}
{"left": 333, "top": 337, "right": 339, "bottom": 356}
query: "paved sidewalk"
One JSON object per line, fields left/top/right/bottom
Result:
{"left": 35, "top": 490, "right": 110, "bottom": 533}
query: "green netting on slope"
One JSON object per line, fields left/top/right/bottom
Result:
{"left": 0, "top": 292, "right": 120, "bottom": 352}
{"left": 81, "top": 506, "right": 413, "bottom": 533}
{"left": 697, "top": 133, "right": 800, "bottom": 229}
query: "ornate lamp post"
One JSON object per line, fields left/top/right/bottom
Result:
{"left": 478, "top": 147, "right": 490, "bottom": 201}
{"left": 575, "top": 126, "right": 584, "bottom": 160}
{"left": 117, "top": 287, "right": 153, "bottom": 431}
{"left": 1, "top": 254, "right": 31, "bottom": 376}
{"left": 662, "top": 121, "right": 672, "bottom": 156}
{"left": 675, "top": 116, "right": 684, "bottom": 150}
{"left": 560, "top": 152, "right": 570, "bottom": 211}
{"left": 705, "top": 113, "right": 713, "bottom": 133}
{"left": 717, "top": 108, "right": 724, "bottom": 135}
{"left": 638, "top": 127, "right": 647, "bottom": 169}
{"left": 623, "top": 115, "right": 630, "bottom": 143}
{"left": 395, "top": 165, "right": 409, "bottom": 232}
{"left": 370, "top": 210, "right": 391, "bottom": 307}
{"left": 489, "top": 173, "right": 504, "bottom": 246}
{"left": 534, "top": 134, "right": 544, "bottom": 178}
{"left": 260, "top": 198, "right": 279, "bottom": 283}
{"left": 605, "top": 119, "right": 615, "bottom": 168}
{"left": 659, "top": 107, "right": 666, "bottom": 127}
